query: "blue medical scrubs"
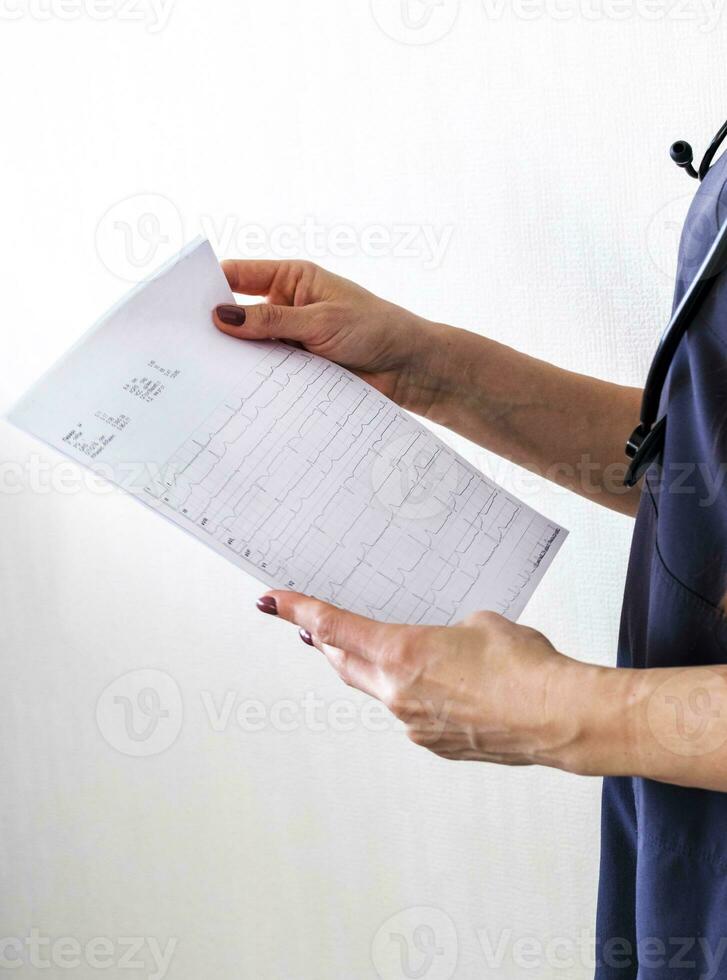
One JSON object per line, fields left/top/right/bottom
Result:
{"left": 596, "top": 154, "right": 727, "bottom": 978}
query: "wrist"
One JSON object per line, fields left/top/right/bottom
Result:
{"left": 407, "top": 322, "right": 506, "bottom": 433}
{"left": 396, "top": 318, "right": 462, "bottom": 419}
{"left": 550, "top": 661, "right": 645, "bottom": 777}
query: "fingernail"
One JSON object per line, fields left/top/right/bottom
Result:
{"left": 299, "top": 629, "right": 314, "bottom": 646}
{"left": 216, "top": 304, "right": 247, "bottom": 326}
{"left": 256, "top": 596, "right": 278, "bottom": 616}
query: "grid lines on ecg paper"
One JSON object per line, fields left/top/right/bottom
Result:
{"left": 144, "top": 344, "right": 560, "bottom": 624}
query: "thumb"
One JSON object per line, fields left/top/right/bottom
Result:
{"left": 213, "top": 301, "right": 318, "bottom": 342}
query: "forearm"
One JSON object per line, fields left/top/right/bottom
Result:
{"left": 412, "top": 322, "right": 642, "bottom": 516}
{"left": 553, "top": 661, "right": 727, "bottom": 792}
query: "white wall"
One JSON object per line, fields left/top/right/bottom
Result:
{"left": 0, "top": 1, "right": 717, "bottom": 977}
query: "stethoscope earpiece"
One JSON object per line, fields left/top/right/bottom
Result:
{"left": 670, "top": 118, "right": 727, "bottom": 182}
{"left": 669, "top": 140, "right": 698, "bottom": 180}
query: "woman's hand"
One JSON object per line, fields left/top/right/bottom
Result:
{"left": 256, "top": 590, "right": 727, "bottom": 791}
{"left": 255, "top": 591, "right": 597, "bottom": 768}
{"left": 213, "top": 259, "right": 448, "bottom": 417}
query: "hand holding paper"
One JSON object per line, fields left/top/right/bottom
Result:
{"left": 8, "top": 239, "right": 566, "bottom": 624}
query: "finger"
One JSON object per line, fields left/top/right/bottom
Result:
{"left": 213, "top": 300, "right": 324, "bottom": 343}
{"left": 299, "top": 625, "right": 383, "bottom": 699}
{"left": 318, "top": 643, "right": 383, "bottom": 700}
{"left": 220, "top": 259, "right": 319, "bottom": 305}
{"left": 408, "top": 727, "right": 449, "bottom": 751}
{"left": 220, "top": 259, "right": 284, "bottom": 297}
{"left": 257, "top": 591, "right": 401, "bottom": 662}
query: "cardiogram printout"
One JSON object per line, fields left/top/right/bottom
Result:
{"left": 7, "top": 238, "right": 567, "bottom": 624}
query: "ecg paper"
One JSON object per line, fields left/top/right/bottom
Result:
{"left": 7, "top": 238, "right": 567, "bottom": 624}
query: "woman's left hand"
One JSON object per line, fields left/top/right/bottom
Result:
{"left": 256, "top": 591, "right": 594, "bottom": 768}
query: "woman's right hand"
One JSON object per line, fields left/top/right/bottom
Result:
{"left": 212, "top": 259, "right": 448, "bottom": 417}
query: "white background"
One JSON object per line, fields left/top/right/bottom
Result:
{"left": 0, "top": 0, "right": 715, "bottom": 977}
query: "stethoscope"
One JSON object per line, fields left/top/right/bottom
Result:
{"left": 624, "top": 120, "right": 727, "bottom": 487}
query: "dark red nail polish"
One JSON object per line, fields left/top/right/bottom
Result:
{"left": 216, "top": 304, "right": 247, "bottom": 326}
{"left": 299, "top": 629, "right": 314, "bottom": 646}
{"left": 256, "top": 596, "right": 278, "bottom": 616}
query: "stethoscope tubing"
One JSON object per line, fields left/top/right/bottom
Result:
{"left": 640, "top": 214, "right": 727, "bottom": 430}
{"left": 622, "top": 120, "right": 727, "bottom": 486}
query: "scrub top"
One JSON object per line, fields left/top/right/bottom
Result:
{"left": 596, "top": 153, "right": 727, "bottom": 979}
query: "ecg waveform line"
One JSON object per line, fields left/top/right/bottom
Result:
{"left": 145, "top": 343, "right": 561, "bottom": 624}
